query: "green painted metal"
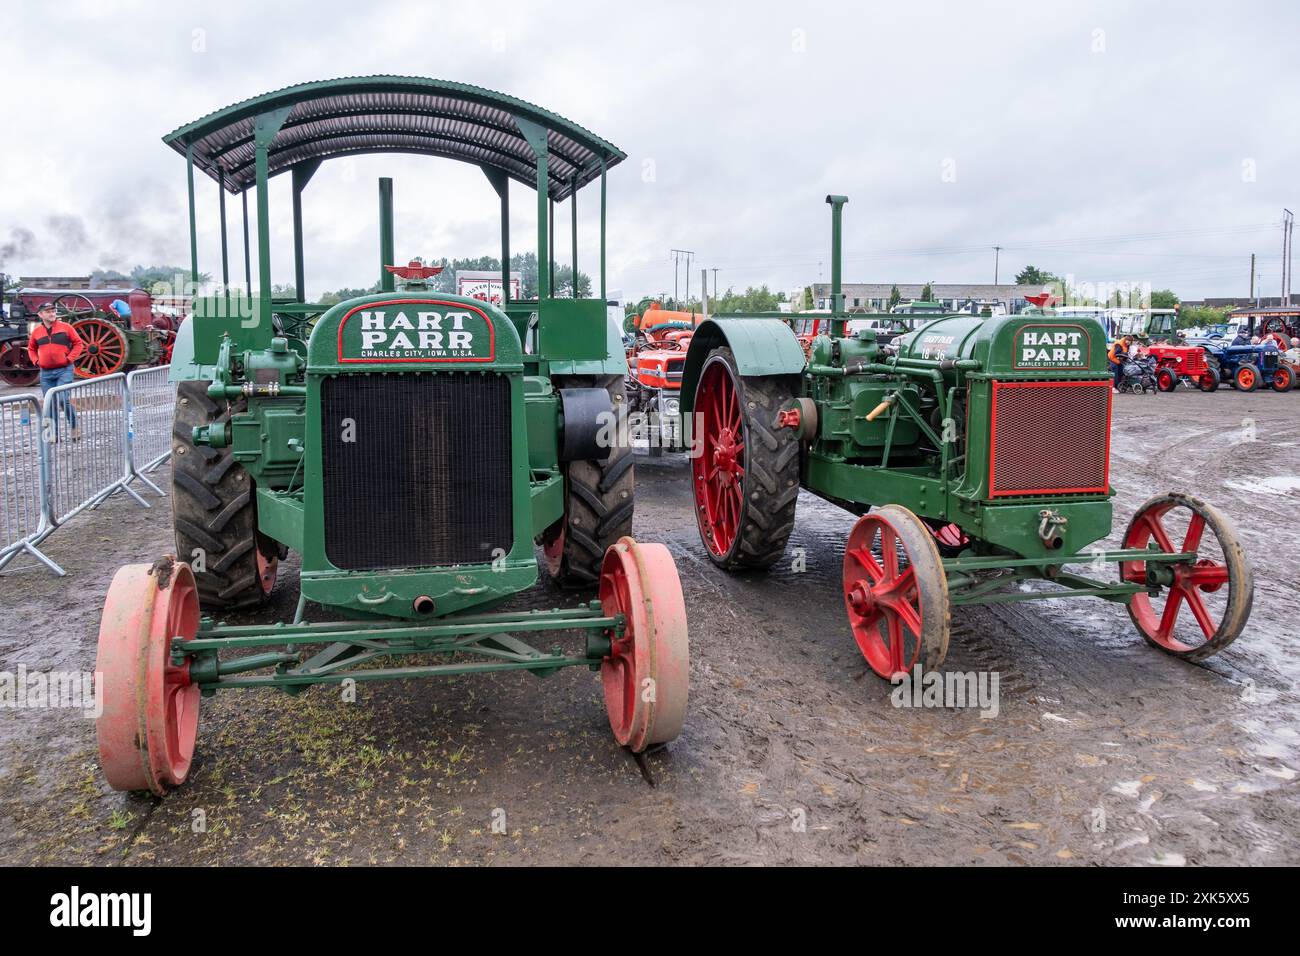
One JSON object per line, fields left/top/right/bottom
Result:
{"left": 378, "top": 177, "right": 395, "bottom": 292}
{"left": 162, "top": 81, "right": 640, "bottom": 701}
{"left": 680, "top": 194, "right": 1143, "bottom": 611}
{"left": 186, "top": 143, "right": 198, "bottom": 284}
{"left": 291, "top": 159, "right": 321, "bottom": 303}
{"left": 241, "top": 190, "right": 251, "bottom": 290}
{"left": 680, "top": 317, "right": 808, "bottom": 421}
{"left": 599, "top": 161, "right": 607, "bottom": 301}
{"left": 181, "top": 604, "right": 621, "bottom": 690}
{"left": 162, "top": 76, "right": 625, "bottom": 200}
{"left": 826, "top": 194, "right": 847, "bottom": 317}
{"left": 217, "top": 168, "right": 229, "bottom": 286}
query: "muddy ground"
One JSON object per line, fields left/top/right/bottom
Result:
{"left": 0, "top": 387, "right": 1297, "bottom": 866}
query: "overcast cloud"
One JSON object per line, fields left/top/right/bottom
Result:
{"left": 1, "top": 0, "right": 1297, "bottom": 302}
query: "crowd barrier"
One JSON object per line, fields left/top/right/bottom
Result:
{"left": 0, "top": 366, "right": 174, "bottom": 577}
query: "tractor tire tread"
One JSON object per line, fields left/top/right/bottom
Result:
{"left": 172, "top": 380, "right": 272, "bottom": 610}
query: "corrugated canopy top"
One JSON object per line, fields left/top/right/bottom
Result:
{"left": 163, "top": 76, "right": 625, "bottom": 201}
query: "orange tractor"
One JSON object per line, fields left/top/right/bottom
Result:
{"left": 625, "top": 300, "right": 698, "bottom": 454}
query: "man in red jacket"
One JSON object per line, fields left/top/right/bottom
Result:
{"left": 27, "top": 302, "right": 85, "bottom": 439}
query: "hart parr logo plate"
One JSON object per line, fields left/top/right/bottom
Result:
{"left": 336, "top": 298, "right": 496, "bottom": 363}
{"left": 1013, "top": 323, "right": 1091, "bottom": 369}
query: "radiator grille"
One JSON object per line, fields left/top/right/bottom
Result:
{"left": 988, "top": 380, "right": 1111, "bottom": 497}
{"left": 319, "top": 373, "right": 513, "bottom": 570}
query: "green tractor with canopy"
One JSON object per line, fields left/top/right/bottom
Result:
{"left": 681, "top": 196, "right": 1253, "bottom": 679}
{"left": 94, "top": 77, "right": 688, "bottom": 795}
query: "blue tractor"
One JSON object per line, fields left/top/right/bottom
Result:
{"left": 1200, "top": 340, "right": 1291, "bottom": 392}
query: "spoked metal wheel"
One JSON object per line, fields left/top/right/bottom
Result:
{"left": 598, "top": 537, "right": 689, "bottom": 752}
{"left": 96, "top": 559, "right": 202, "bottom": 794}
{"left": 73, "top": 317, "right": 128, "bottom": 378}
{"left": 690, "top": 347, "right": 799, "bottom": 569}
{"left": 1118, "top": 493, "right": 1253, "bottom": 662}
{"left": 843, "top": 505, "right": 950, "bottom": 679}
{"left": 0, "top": 340, "right": 38, "bottom": 386}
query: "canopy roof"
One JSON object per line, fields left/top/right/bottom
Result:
{"left": 163, "top": 76, "right": 625, "bottom": 201}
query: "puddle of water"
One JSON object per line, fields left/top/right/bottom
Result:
{"left": 1225, "top": 476, "right": 1300, "bottom": 496}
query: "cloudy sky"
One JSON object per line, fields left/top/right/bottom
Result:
{"left": 1, "top": 0, "right": 1297, "bottom": 303}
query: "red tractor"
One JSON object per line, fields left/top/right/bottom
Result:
{"left": 0, "top": 287, "right": 181, "bottom": 386}
{"left": 625, "top": 301, "right": 697, "bottom": 454}
{"left": 1146, "top": 342, "right": 1219, "bottom": 392}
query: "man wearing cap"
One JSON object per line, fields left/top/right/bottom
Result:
{"left": 26, "top": 302, "right": 85, "bottom": 439}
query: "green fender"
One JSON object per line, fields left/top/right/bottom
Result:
{"left": 680, "top": 317, "right": 806, "bottom": 419}
{"left": 165, "top": 318, "right": 217, "bottom": 382}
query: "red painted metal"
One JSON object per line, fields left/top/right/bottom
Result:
{"left": 599, "top": 537, "right": 689, "bottom": 752}
{"left": 777, "top": 407, "right": 801, "bottom": 429}
{"left": 843, "top": 513, "right": 924, "bottom": 678}
{"left": 988, "top": 380, "right": 1112, "bottom": 497}
{"left": 72, "top": 317, "right": 128, "bottom": 378}
{"left": 1119, "top": 501, "right": 1231, "bottom": 654}
{"left": 692, "top": 359, "right": 745, "bottom": 557}
{"left": 384, "top": 259, "right": 445, "bottom": 280}
{"left": 96, "top": 560, "right": 201, "bottom": 795}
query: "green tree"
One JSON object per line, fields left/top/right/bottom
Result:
{"left": 920, "top": 281, "right": 935, "bottom": 302}
{"left": 801, "top": 286, "right": 814, "bottom": 311}
{"left": 1014, "top": 265, "right": 1061, "bottom": 286}
{"left": 1149, "top": 288, "right": 1179, "bottom": 308}
{"left": 887, "top": 284, "right": 901, "bottom": 310}
{"left": 714, "top": 285, "right": 785, "bottom": 313}
{"left": 131, "top": 264, "right": 212, "bottom": 291}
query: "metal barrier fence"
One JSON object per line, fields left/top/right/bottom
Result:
{"left": 0, "top": 394, "right": 53, "bottom": 573}
{"left": 126, "top": 365, "right": 175, "bottom": 494}
{"left": 0, "top": 366, "right": 173, "bottom": 577}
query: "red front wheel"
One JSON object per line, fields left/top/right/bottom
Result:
{"left": 1119, "top": 494, "right": 1253, "bottom": 661}
{"left": 843, "top": 505, "right": 950, "bottom": 679}
{"left": 96, "top": 558, "right": 202, "bottom": 794}
{"left": 599, "top": 537, "right": 689, "bottom": 752}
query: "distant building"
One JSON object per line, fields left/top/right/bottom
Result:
{"left": 809, "top": 282, "right": 1050, "bottom": 313}
{"left": 18, "top": 275, "right": 93, "bottom": 290}
{"left": 1180, "top": 296, "right": 1290, "bottom": 309}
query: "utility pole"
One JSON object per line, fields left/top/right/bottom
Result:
{"left": 1250, "top": 253, "right": 1256, "bottom": 302}
{"left": 711, "top": 267, "right": 720, "bottom": 300}
{"left": 669, "top": 248, "right": 693, "bottom": 308}
{"left": 993, "top": 245, "right": 1002, "bottom": 285}
{"left": 1282, "top": 210, "right": 1294, "bottom": 307}
{"left": 701, "top": 267, "right": 709, "bottom": 318}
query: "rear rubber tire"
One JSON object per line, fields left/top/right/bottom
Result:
{"left": 1271, "top": 365, "right": 1294, "bottom": 392}
{"left": 1198, "top": 368, "right": 1220, "bottom": 392}
{"left": 691, "top": 347, "right": 800, "bottom": 570}
{"left": 542, "top": 375, "right": 635, "bottom": 588}
{"left": 172, "top": 381, "right": 277, "bottom": 609}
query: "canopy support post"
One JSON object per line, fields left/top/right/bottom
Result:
{"left": 600, "top": 160, "right": 607, "bottom": 302}
{"left": 570, "top": 176, "right": 578, "bottom": 298}
{"left": 217, "top": 168, "right": 229, "bottom": 287}
{"left": 291, "top": 158, "right": 322, "bottom": 303}
{"left": 483, "top": 167, "right": 510, "bottom": 307}
{"left": 241, "top": 191, "right": 251, "bottom": 292}
{"left": 378, "top": 177, "right": 395, "bottom": 293}
{"left": 515, "top": 116, "right": 550, "bottom": 301}
{"left": 549, "top": 200, "right": 556, "bottom": 297}
{"left": 186, "top": 142, "right": 198, "bottom": 286}
{"left": 252, "top": 106, "right": 292, "bottom": 326}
